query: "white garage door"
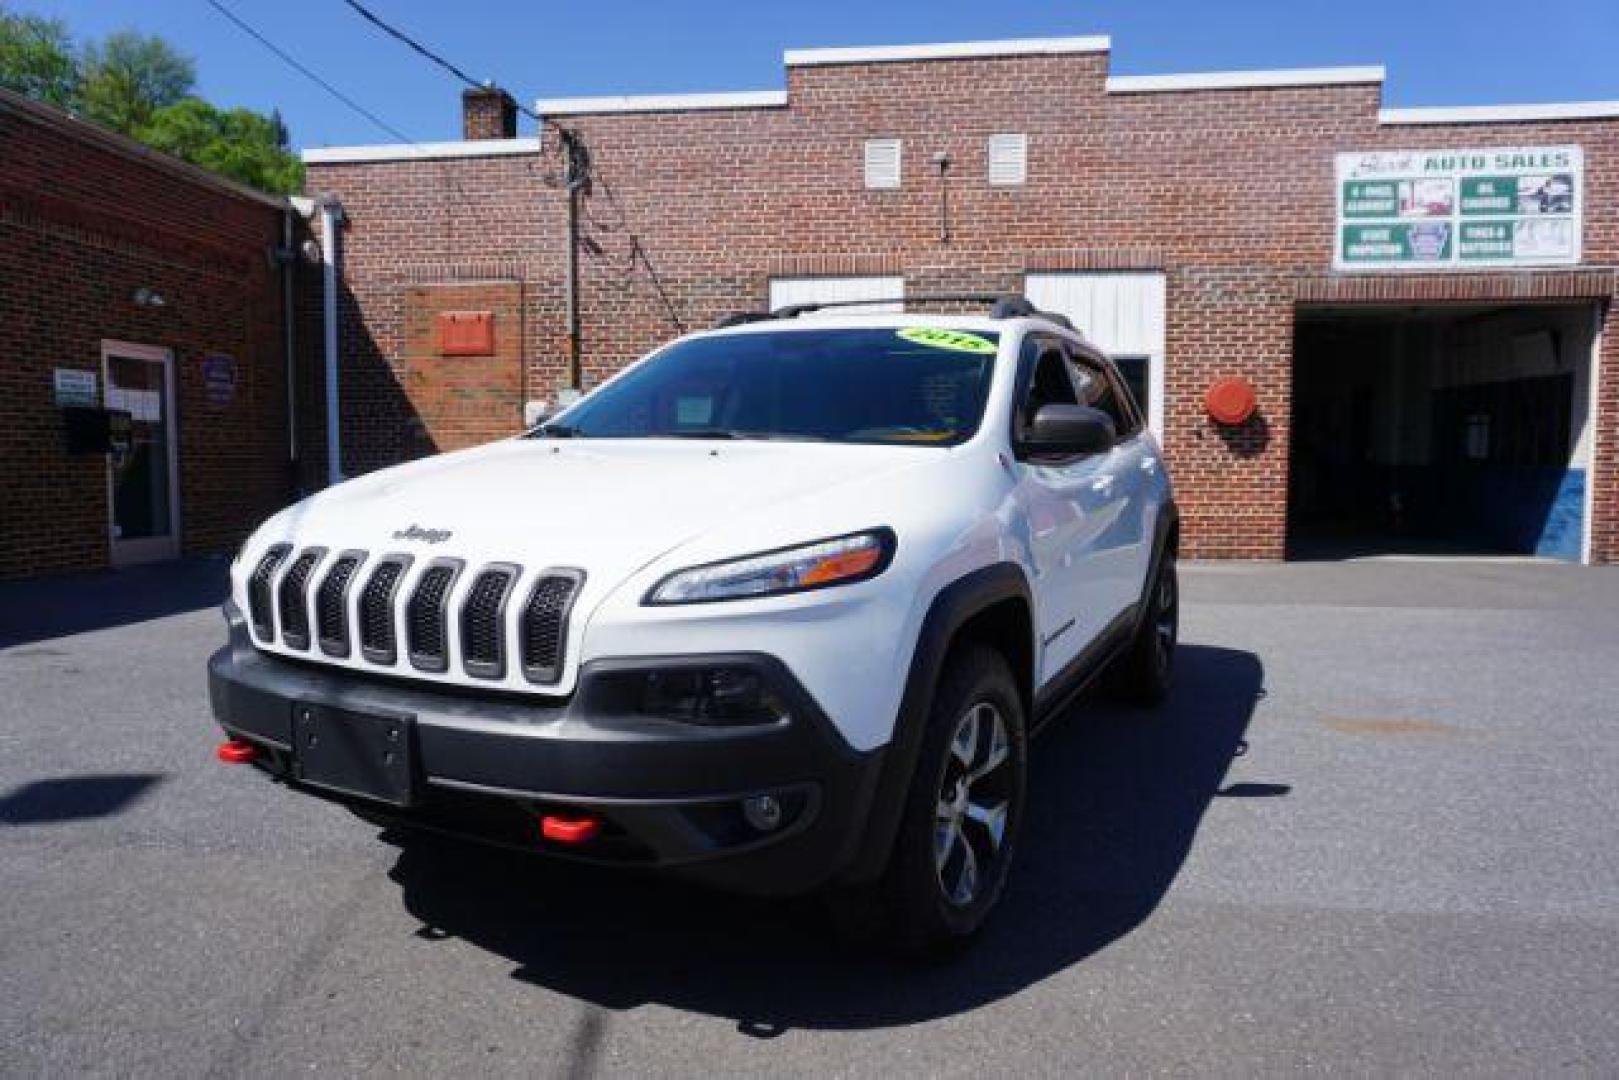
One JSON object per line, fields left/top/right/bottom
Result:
{"left": 768, "top": 276, "right": 904, "bottom": 314}
{"left": 1024, "top": 272, "right": 1167, "bottom": 438}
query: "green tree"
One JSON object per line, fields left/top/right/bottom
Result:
{"left": 138, "top": 97, "right": 304, "bottom": 195}
{"left": 78, "top": 30, "right": 194, "bottom": 133}
{"left": 0, "top": 9, "right": 303, "bottom": 196}
{"left": 0, "top": 7, "right": 79, "bottom": 108}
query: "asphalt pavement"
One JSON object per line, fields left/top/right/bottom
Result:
{"left": 2, "top": 555, "right": 1617, "bottom": 1076}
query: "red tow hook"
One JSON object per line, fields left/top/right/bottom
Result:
{"left": 216, "top": 739, "right": 259, "bottom": 765}
{"left": 540, "top": 813, "right": 601, "bottom": 845}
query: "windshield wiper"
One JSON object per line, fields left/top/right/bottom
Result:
{"left": 660, "top": 429, "right": 742, "bottom": 440}
{"left": 660, "top": 429, "right": 833, "bottom": 442}
{"left": 534, "top": 422, "right": 583, "bottom": 438}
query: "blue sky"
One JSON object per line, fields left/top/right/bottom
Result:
{"left": 20, "top": 0, "right": 1619, "bottom": 149}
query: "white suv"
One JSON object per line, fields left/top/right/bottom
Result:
{"left": 209, "top": 296, "right": 1179, "bottom": 953}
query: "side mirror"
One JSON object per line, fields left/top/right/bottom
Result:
{"left": 1017, "top": 404, "right": 1116, "bottom": 460}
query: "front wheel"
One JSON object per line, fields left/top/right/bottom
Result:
{"left": 864, "top": 644, "right": 1029, "bottom": 957}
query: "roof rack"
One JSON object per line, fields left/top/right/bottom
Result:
{"left": 713, "top": 292, "right": 1076, "bottom": 332}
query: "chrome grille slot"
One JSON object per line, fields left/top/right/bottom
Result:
{"left": 406, "top": 560, "right": 463, "bottom": 673}
{"left": 315, "top": 551, "right": 365, "bottom": 657}
{"left": 460, "top": 564, "right": 518, "bottom": 680}
{"left": 521, "top": 570, "right": 584, "bottom": 685}
{"left": 276, "top": 548, "right": 325, "bottom": 650}
{"left": 358, "top": 556, "right": 411, "bottom": 665}
{"left": 247, "top": 544, "right": 291, "bottom": 642}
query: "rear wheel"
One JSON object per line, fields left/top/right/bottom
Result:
{"left": 1111, "top": 550, "right": 1178, "bottom": 705}
{"left": 844, "top": 644, "right": 1027, "bottom": 957}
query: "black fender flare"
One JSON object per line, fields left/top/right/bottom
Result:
{"left": 841, "top": 562, "right": 1034, "bottom": 885}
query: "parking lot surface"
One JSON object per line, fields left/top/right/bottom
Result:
{"left": 2, "top": 557, "right": 1617, "bottom": 1076}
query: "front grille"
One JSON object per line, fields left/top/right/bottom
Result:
{"left": 358, "top": 557, "right": 411, "bottom": 664}
{"left": 247, "top": 545, "right": 291, "bottom": 641}
{"left": 276, "top": 548, "right": 324, "bottom": 650}
{"left": 256, "top": 550, "right": 583, "bottom": 689}
{"left": 315, "top": 552, "right": 364, "bottom": 657}
{"left": 460, "top": 565, "right": 517, "bottom": 679}
{"left": 406, "top": 561, "right": 462, "bottom": 672}
{"left": 521, "top": 571, "right": 584, "bottom": 685}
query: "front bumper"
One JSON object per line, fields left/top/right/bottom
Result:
{"left": 208, "top": 617, "right": 884, "bottom": 896}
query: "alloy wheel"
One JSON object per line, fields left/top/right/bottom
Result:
{"left": 933, "top": 701, "right": 1013, "bottom": 907}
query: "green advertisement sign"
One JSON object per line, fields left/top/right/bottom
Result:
{"left": 1334, "top": 146, "right": 1582, "bottom": 270}
{"left": 1341, "top": 223, "right": 1453, "bottom": 264}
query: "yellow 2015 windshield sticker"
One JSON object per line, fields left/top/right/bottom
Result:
{"left": 895, "top": 327, "right": 998, "bottom": 354}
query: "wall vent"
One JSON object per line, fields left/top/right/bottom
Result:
{"left": 864, "top": 138, "right": 902, "bottom": 190}
{"left": 988, "top": 133, "right": 1028, "bottom": 186}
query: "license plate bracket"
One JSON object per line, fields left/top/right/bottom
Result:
{"left": 291, "top": 703, "right": 417, "bottom": 807}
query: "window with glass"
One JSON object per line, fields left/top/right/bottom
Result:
{"left": 541, "top": 327, "right": 999, "bottom": 446}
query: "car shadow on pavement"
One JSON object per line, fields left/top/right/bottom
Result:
{"left": 385, "top": 643, "right": 1266, "bottom": 1033}
{"left": 0, "top": 556, "right": 229, "bottom": 649}
{"left": 0, "top": 773, "right": 165, "bottom": 825}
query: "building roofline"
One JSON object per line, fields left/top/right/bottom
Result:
{"left": 0, "top": 86, "right": 290, "bottom": 211}
{"left": 301, "top": 137, "right": 541, "bottom": 165}
{"left": 1378, "top": 100, "right": 1619, "bottom": 125}
{"left": 784, "top": 36, "right": 1111, "bottom": 67}
{"left": 1106, "top": 66, "right": 1385, "bottom": 94}
{"left": 534, "top": 90, "right": 788, "bottom": 117}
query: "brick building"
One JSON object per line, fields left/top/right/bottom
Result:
{"left": 0, "top": 88, "right": 310, "bottom": 580}
{"left": 301, "top": 36, "right": 1616, "bottom": 563}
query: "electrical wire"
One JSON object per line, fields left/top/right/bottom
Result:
{"left": 338, "top": 0, "right": 558, "bottom": 131}
{"left": 204, "top": 0, "right": 418, "bottom": 146}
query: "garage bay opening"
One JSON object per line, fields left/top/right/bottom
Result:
{"left": 1289, "top": 303, "right": 1597, "bottom": 561}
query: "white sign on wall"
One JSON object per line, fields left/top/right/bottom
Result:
{"left": 1334, "top": 146, "right": 1582, "bottom": 271}
{"left": 52, "top": 368, "right": 98, "bottom": 407}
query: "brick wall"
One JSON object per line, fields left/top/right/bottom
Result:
{"left": 0, "top": 93, "right": 302, "bottom": 580}
{"left": 306, "top": 48, "right": 1619, "bottom": 562}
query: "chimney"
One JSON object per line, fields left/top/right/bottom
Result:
{"left": 462, "top": 85, "right": 518, "bottom": 140}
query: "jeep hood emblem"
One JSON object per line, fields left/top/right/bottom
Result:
{"left": 392, "top": 524, "right": 453, "bottom": 544}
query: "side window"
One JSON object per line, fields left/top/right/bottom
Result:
{"left": 1067, "top": 349, "right": 1139, "bottom": 440}
{"left": 1015, "top": 335, "right": 1080, "bottom": 436}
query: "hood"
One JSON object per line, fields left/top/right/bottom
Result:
{"left": 262, "top": 437, "right": 939, "bottom": 582}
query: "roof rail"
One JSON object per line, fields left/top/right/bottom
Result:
{"left": 711, "top": 293, "right": 1078, "bottom": 331}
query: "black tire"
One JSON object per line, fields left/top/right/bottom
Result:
{"left": 1111, "top": 550, "right": 1178, "bottom": 705}
{"left": 847, "top": 643, "right": 1028, "bottom": 958}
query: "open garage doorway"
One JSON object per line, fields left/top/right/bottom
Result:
{"left": 1289, "top": 303, "right": 1598, "bottom": 561}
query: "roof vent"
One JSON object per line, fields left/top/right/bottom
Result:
{"left": 864, "top": 138, "right": 902, "bottom": 189}
{"left": 987, "top": 133, "right": 1027, "bottom": 186}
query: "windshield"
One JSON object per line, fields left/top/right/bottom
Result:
{"left": 540, "top": 326, "right": 999, "bottom": 445}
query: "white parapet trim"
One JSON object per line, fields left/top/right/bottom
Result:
{"left": 1380, "top": 100, "right": 1619, "bottom": 125}
{"left": 1106, "top": 65, "right": 1385, "bottom": 94}
{"left": 534, "top": 90, "right": 788, "bottom": 116}
{"left": 302, "top": 137, "right": 541, "bottom": 165}
{"left": 785, "top": 35, "right": 1111, "bottom": 67}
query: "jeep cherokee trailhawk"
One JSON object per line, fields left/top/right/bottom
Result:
{"left": 209, "top": 295, "right": 1179, "bottom": 952}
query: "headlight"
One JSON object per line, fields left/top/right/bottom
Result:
{"left": 644, "top": 529, "right": 895, "bottom": 605}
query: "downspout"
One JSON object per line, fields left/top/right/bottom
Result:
{"left": 317, "top": 195, "right": 345, "bottom": 487}
{"left": 281, "top": 202, "right": 300, "bottom": 481}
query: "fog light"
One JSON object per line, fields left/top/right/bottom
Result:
{"left": 742, "top": 794, "right": 783, "bottom": 833}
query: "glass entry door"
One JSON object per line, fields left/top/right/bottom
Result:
{"left": 102, "top": 342, "right": 179, "bottom": 566}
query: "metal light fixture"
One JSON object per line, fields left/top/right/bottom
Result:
{"left": 132, "top": 287, "right": 166, "bottom": 308}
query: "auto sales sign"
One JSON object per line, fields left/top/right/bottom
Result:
{"left": 1334, "top": 146, "right": 1582, "bottom": 270}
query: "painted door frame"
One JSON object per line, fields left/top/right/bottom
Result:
{"left": 101, "top": 340, "right": 181, "bottom": 567}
